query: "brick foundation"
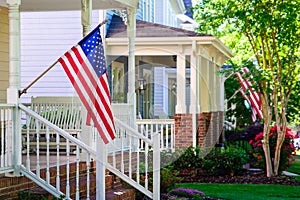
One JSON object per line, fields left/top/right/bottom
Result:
{"left": 174, "top": 111, "right": 224, "bottom": 149}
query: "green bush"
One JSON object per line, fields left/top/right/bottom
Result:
{"left": 202, "top": 146, "right": 249, "bottom": 176}
{"left": 249, "top": 126, "right": 296, "bottom": 173}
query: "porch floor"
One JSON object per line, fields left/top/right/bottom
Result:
{"left": 22, "top": 154, "right": 77, "bottom": 170}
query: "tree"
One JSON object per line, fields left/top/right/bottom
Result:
{"left": 193, "top": 0, "right": 300, "bottom": 177}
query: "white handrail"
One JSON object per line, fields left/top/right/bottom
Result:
{"left": 19, "top": 104, "right": 96, "bottom": 154}
{"left": 19, "top": 103, "right": 159, "bottom": 199}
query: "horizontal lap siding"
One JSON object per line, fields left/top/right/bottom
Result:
{"left": 0, "top": 6, "right": 9, "bottom": 103}
{"left": 20, "top": 10, "right": 101, "bottom": 103}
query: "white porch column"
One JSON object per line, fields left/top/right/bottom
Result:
{"left": 200, "top": 57, "right": 210, "bottom": 112}
{"left": 80, "top": 0, "right": 93, "bottom": 161}
{"left": 127, "top": 8, "right": 137, "bottom": 127}
{"left": 6, "top": 0, "right": 21, "bottom": 176}
{"left": 81, "top": 0, "right": 92, "bottom": 36}
{"left": 189, "top": 41, "right": 198, "bottom": 147}
{"left": 6, "top": 0, "right": 20, "bottom": 104}
{"left": 175, "top": 53, "right": 186, "bottom": 113}
{"left": 211, "top": 60, "right": 217, "bottom": 112}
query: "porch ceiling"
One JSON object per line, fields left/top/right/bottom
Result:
{"left": 0, "top": 0, "right": 138, "bottom": 11}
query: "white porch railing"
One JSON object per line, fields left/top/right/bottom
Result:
{"left": 0, "top": 104, "right": 14, "bottom": 174}
{"left": 18, "top": 104, "right": 160, "bottom": 199}
{"left": 136, "top": 119, "right": 175, "bottom": 151}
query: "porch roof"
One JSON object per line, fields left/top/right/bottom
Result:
{"left": 106, "top": 15, "right": 233, "bottom": 64}
{"left": 0, "top": 0, "right": 138, "bottom": 11}
{"left": 106, "top": 15, "right": 209, "bottom": 38}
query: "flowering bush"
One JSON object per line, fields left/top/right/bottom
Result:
{"left": 249, "top": 125, "right": 296, "bottom": 172}
{"left": 169, "top": 188, "right": 204, "bottom": 199}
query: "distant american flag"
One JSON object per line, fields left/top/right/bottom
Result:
{"left": 236, "top": 68, "right": 263, "bottom": 121}
{"left": 58, "top": 25, "right": 115, "bottom": 144}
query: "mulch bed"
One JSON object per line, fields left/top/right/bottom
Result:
{"left": 180, "top": 170, "right": 300, "bottom": 186}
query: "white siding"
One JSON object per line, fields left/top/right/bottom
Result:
{"left": 153, "top": 67, "right": 166, "bottom": 117}
{"left": 20, "top": 10, "right": 102, "bottom": 103}
{"left": 154, "top": 0, "right": 163, "bottom": 24}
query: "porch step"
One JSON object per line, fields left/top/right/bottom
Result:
{"left": 21, "top": 162, "right": 135, "bottom": 199}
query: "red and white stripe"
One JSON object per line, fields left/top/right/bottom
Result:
{"left": 235, "top": 68, "right": 263, "bottom": 120}
{"left": 58, "top": 45, "right": 115, "bottom": 144}
{"left": 240, "top": 90, "right": 257, "bottom": 122}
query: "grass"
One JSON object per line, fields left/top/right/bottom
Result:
{"left": 286, "top": 155, "right": 300, "bottom": 174}
{"left": 175, "top": 183, "right": 300, "bottom": 200}
{"left": 172, "top": 154, "right": 300, "bottom": 200}
{"left": 286, "top": 155, "right": 300, "bottom": 182}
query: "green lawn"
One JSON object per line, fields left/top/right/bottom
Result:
{"left": 286, "top": 155, "right": 300, "bottom": 175}
{"left": 286, "top": 155, "right": 300, "bottom": 182}
{"left": 175, "top": 183, "right": 300, "bottom": 200}
{"left": 173, "top": 155, "right": 300, "bottom": 200}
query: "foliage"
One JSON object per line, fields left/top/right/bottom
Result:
{"left": 224, "top": 74, "right": 253, "bottom": 127}
{"left": 169, "top": 188, "right": 204, "bottom": 200}
{"left": 249, "top": 126, "right": 296, "bottom": 172}
{"left": 160, "top": 166, "right": 183, "bottom": 193}
{"left": 17, "top": 190, "right": 64, "bottom": 200}
{"left": 137, "top": 164, "right": 182, "bottom": 194}
{"left": 170, "top": 146, "right": 203, "bottom": 171}
{"left": 287, "top": 81, "right": 300, "bottom": 125}
{"left": 203, "top": 146, "right": 249, "bottom": 176}
{"left": 286, "top": 155, "right": 300, "bottom": 175}
{"left": 226, "top": 123, "right": 263, "bottom": 142}
{"left": 193, "top": 0, "right": 300, "bottom": 176}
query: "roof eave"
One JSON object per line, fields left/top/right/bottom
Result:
{"left": 106, "top": 36, "right": 233, "bottom": 59}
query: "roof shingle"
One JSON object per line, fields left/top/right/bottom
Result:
{"left": 106, "top": 15, "right": 208, "bottom": 38}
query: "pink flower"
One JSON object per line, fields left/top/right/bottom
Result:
{"left": 270, "top": 126, "right": 277, "bottom": 132}
{"left": 257, "top": 155, "right": 261, "bottom": 160}
{"left": 255, "top": 132, "right": 264, "bottom": 141}
{"left": 249, "top": 140, "right": 253, "bottom": 145}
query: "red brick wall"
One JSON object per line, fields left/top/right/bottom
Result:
{"left": 0, "top": 162, "right": 96, "bottom": 199}
{"left": 174, "top": 111, "right": 224, "bottom": 149}
{"left": 174, "top": 114, "right": 193, "bottom": 148}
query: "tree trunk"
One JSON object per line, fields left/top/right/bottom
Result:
{"left": 262, "top": 136, "right": 273, "bottom": 177}
{"left": 273, "top": 129, "right": 285, "bottom": 175}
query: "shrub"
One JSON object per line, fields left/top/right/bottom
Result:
{"left": 160, "top": 166, "right": 183, "bottom": 193}
{"left": 249, "top": 125, "right": 296, "bottom": 172}
{"left": 202, "top": 146, "right": 249, "bottom": 176}
{"left": 169, "top": 188, "right": 204, "bottom": 199}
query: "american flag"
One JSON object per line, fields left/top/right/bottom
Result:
{"left": 236, "top": 68, "right": 263, "bottom": 121}
{"left": 58, "top": 25, "right": 115, "bottom": 144}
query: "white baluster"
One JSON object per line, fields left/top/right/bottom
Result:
{"left": 121, "top": 128, "right": 124, "bottom": 173}
{"left": 1, "top": 109, "right": 4, "bottom": 167}
{"left": 171, "top": 124, "right": 174, "bottom": 152}
{"left": 76, "top": 145, "right": 80, "bottom": 200}
{"left": 145, "top": 140, "right": 148, "bottom": 190}
{"left": 153, "top": 133, "right": 161, "bottom": 200}
{"left": 7, "top": 108, "right": 13, "bottom": 166}
{"left": 26, "top": 115, "right": 30, "bottom": 170}
{"left": 129, "top": 135, "right": 132, "bottom": 178}
{"left": 160, "top": 123, "right": 163, "bottom": 149}
{"left": 86, "top": 153, "right": 90, "bottom": 200}
{"left": 36, "top": 120, "right": 40, "bottom": 178}
{"left": 46, "top": 126, "right": 50, "bottom": 184}
{"left": 136, "top": 144, "right": 140, "bottom": 184}
{"left": 165, "top": 124, "right": 168, "bottom": 150}
{"left": 112, "top": 137, "right": 116, "bottom": 168}
{"left": 66, "top": 139, "right": 70, "bottom": 199}
{"left": 56, "top": 132, "right": 60, "bottom": 192}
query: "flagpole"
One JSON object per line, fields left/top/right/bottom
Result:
{"left": 19, "top": 19, "right": 108, "bottom": 97}
{"left": 19, "top": 60, "right": 59, "bottom": 96}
